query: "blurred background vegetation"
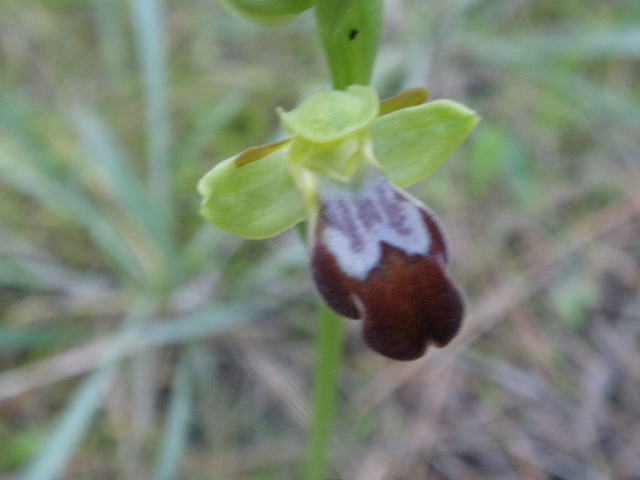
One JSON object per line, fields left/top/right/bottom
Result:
{"left": 1, "top": 0, "right": 639, "bottom": 478}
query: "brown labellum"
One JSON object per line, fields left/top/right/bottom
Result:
{"left": 310, "top": 169, "right": 464, "bottom": 361}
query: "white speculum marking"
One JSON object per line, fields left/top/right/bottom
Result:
{"left": 319, "top": 172, "right": 431, "bottom": 281}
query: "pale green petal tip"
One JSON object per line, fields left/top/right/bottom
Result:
{"left": 197, "top": 152, "right": 306, "bottom": 239}
{"left": 371, "top": 99, "right": 481, "bottom": 188}
{"left": 278, "top": 85, "right": 379, "bottom": 143}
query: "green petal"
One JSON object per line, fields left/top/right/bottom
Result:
{"left": 197, "top": 149, "right": 306, "bottom": 239}
{"left": 378, "top": 88, "right": 430, "bottom": 116}
{"left": 234, "top": 138, "right": 292, "bottom": 167}
{"left": 370, "top": 100, "right": 480, "bottom": 188}
{"left": 277, "top": 85, "right": 379, "bottom": 143}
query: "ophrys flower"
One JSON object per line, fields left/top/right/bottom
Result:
{"left": 198, "top": 86, "right": 479, "bottom": 360}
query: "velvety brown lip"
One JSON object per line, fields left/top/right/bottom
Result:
{"left": 311, "top": 191, "right": 464, "bottom": 361}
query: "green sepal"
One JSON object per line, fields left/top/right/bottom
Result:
{"left": 277, "top": 85, "right": 379, "bottom": 143}
{"left": 370, "top": 100, "right": 480, "bottom": 188}
{"left": 218, "top": 0, "right": 313, "bottom": 25}
{"left": 198, "top": 149, "right": 305, "bottom": 239}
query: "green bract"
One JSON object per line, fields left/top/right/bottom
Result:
{"left": 217, "top": 0, "right": 312, "bottom": 25}
{"left": 198, "top": 86, "right": 480, "bottom": 239}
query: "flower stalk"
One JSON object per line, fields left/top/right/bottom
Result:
{"left": 303, "top": 300, "right": 344, "bottom": 480}
{"left": 305, "top": 2, "right": 383, "bottom": 473}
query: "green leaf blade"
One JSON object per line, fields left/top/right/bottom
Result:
{"left": 152, "top": 358, "right": 192, "bottom": 480}
{"left": 128, "top": 0, "right": 174, "bottom": 246}
{"left": 21, "top": 302, "right": 150, "bottom": 480}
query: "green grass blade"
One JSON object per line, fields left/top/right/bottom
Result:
{"left": 20, "top": 363, "right": 115, "bottom": 480}
{"left": 0, "top": 98, "right": 60, "bottom": 179}
{"left": 152, "top": 356, "right": 193, "bottom": 480}
{"left": 21, "top": 300, "right": 152, "bottom": 480}
{"left": 0, "top": 149, "right": 143, "bottom": 280}
{"left": 175, "top": 94, "right": 246, "bottom": 169}
{"left": 0, "top": 228, "right": 114, "bottom": 294}
{"left": 89, "top": 0, "right": 129, "bottom": 82}
{"left": 0, "top": 255, "right": 42, "bottom": 290}
{"left": 0, "top": 326, "right": 67, "bottom": 353}
{"left": 128, "top": 0, "right": 174, "bottom": 248}
{"left": 0, "top": 98, "right": 144, "bottom": 279}
{"left": 141, "top": 303, "right": 264, "bottom": 348}
{"left": 74, "top": 110, "right": 172, "bottom": 263}
{"left": 466, "top": 29, "right": 640, "bottom": 64}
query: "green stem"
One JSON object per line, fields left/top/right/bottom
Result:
{"left": 303, "top": 300, "right": 345, "bottom": 480}
{"left": 302, "top": 2, "right": 384, "bottom": 478}
{"left": 314, "top": 0, "right": 384, "bottom": 89}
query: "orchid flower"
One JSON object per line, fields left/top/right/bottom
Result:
{"left": 198, "top": 86, "right": 479, "bottom": 360}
